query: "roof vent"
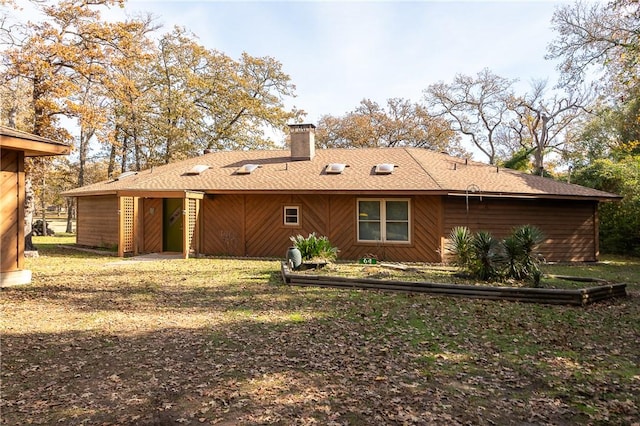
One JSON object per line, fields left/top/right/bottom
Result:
{"left": 374, "top": 163, "right": 395, "bottom": 175}
{"left": 114, "top": 171, "right": 138, "bottom": 181}
{"left": 326, "top": 163, "right": 347, "bottom": 174}
{"left": 185, "top": 164, "right": 211, "bottom": 175}
{"left": 236, "top": 163, "right": 260, "bottom": 175}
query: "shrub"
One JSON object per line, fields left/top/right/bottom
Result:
{"left": 289, "top": 232, "right": 338, "bottom": 262}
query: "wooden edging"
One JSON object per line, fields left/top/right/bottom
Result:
{"left": 280, "top": 262, "right": 627, "bottom": 306}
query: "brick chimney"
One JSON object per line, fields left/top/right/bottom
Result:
{"left": 289, "top": 123, "right": 316, "bottom": 161}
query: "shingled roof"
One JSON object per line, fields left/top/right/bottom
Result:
{"left": 62, "top": 147, "right": 619, "bottom": 201}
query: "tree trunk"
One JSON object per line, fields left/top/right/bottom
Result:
{"left": 65, "top": 197, "right": 74, "bottom": 233}
{"left": 121, "top": 134, "right": 129, "bottom": 172}
{"left": 108, "top": 143, "right": 117, "bottom": 178}
{"left": 108, "top": 124, "right": 120, "bottom": 178}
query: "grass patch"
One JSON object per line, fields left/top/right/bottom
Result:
{"left": 0, "top": 240, "right": 638, "bottom": 424}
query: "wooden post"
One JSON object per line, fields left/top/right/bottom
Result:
{"left": 193, "top": 198, "right": 200, "bottom": 257}
{"left": 117, "top": 196, "right": 124, "bottom": 257}
{"left": 17, "top": 151, "right": 25, "bottom": 270}
{"left": 133, "top": 197, "right": 139, "bottom": 255}
{"left": 593, "top": 203, "right": 600, "bottom": 261}
{"left": 182, "top": 197, "right": 189, "bottom": 259}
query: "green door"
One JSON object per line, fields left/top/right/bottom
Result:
{"left": 163, "top": 199, "right": 183, "bottom": 252}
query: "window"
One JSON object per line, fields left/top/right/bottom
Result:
{"left": 357, "top": 199, "right": 410, "bottom": 243}
{"left": 284, "top": 206, "right": 300, "bottom": 226}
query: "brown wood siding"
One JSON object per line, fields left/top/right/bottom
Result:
{"left": 199, "top": 194, "right": 442, "bottom": 262}
{"left": 443, "top": 197, "right": 597, "bottom": 262}
{"left": 245, "top": 195, "right": 293, "bottom": 257}
{"left": 1, "top": 149, "right": 21, "bottom": 272}
{"left": 77, "top": 195, "right": 119, "bottom": 249}
{"left": 142, "top": 198, "right": 162, "bottom": 253}
{"left": 326, "top": 195, "right": 354, "bottom": 260}
{"left": 202, "top": 195, "right": 245, "bottom": 256}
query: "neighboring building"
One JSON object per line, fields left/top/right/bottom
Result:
{"left": 1, "top": 126, "right": 70, "bottom": 286}
{"left": 62, "top": 124, "right": 620, "bottom": 263}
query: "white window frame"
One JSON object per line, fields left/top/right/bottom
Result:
{"left": 283, "top": 205, "right": 300, "bottom": 227}
{"left": 357, "top": 198, "right": 411, "bottom": 244}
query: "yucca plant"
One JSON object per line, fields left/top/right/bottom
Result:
{"left": 447, "top": 226, "right": 474, "bottom": 271}
{"left": 504, "top": 225, "right": 545, "bottom": 286}
{"left": 289, "top": 232, "right": 338, "bottom": 262}
{"left": 471, "top": 230, "right": 502, "bottom": 281}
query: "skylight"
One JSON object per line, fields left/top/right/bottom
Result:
{"left": 236, "top": 163, "right": 259, "bottom": 175}
{"left": 326, "top": 163, "right": 347, "bottom": 174}
{"left": 375, "top": 163, "right": 395, "bottom": 175}
{"left": 115, "top": 171, "right": 138, "bottom": 181}
{"left": 185, "top": 164, "right": 210, "bottom": 175}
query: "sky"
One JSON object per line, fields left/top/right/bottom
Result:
{"left": 7, "top": 0, "right": 573, "bottom": 152}
{"left": 105, "top": 0, "right": 569, "bottom": 126}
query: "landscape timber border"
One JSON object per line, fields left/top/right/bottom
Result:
{"left": 280, "top": 262, "right": 627, "bottom": 306}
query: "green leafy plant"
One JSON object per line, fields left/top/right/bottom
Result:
{"left": 289, "top": 232, "right": 338, "bottom": 262}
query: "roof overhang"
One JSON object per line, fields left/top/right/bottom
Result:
{"left": 61, "top": 188, "right": 621, "bottom": 202}
{"left": 446, "top": 191, "right": 622, "bottom": 202}
{"left": 0, "top": 127, "right": 70, "bottom": 156}
{"left": 116, "top": 190, "right": 205, "bottom": 199}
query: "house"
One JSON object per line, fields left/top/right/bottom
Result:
{"left": 1, "top": 126, "right": 70, "bottom": 286}
{"left": 62, "top": 124, "right": 620, "bottom": 263}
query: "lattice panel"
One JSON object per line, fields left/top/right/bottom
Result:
{"left": 121, "top": 197, "right": 135, "bottom": 253}
{"left": 187, "top": 198, "right": 197, "bottom": 252}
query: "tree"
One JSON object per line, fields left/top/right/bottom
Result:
{"left": 79, "top": 14, "right": 158, "bottom": 179}
{"left": 510, "top": 79, "right": 590, "bottom": 175}
{"left": 110, "top": 26, "right": 301, "bottom": 171}
{"left": 315, "top": 98, "right": 463, "bottom": 155}
{"left": 424, "top": 68, "right": 516, "bottom": 164}
{"left": 547, "top": 0, "right": 640, "bottom": 94}
{"left": 0, "top": 75, "right": 31, "bottom": 127}
{"left": 1, "top": 0, "right": 128, "bottom": 249}
{"left": 97, "top": 15, "right": 157, "bottom": 176}
{"left": 572, "top": 157, "right": 640, "bottom": 255}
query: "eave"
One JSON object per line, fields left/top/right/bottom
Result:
{"left": 116, "top": 190, "right": 205, "bottom": 199}
{"left": 63, "top": 187, "right": 621, "bottom": 201}
{"left": 446, "top": 191, "right": 622, "bottom": 202}
{"left": 0, "top": 128, "right": 70, "bottom": 156}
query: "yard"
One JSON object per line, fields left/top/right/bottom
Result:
{"left": 1, "top": 236, "right": 639, "bottom": 425}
